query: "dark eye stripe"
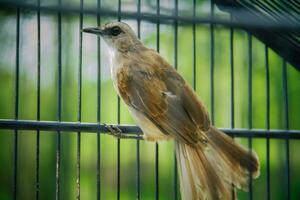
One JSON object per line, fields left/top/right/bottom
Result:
{"left": 110, "top": 26, "right": 122, "bottom": 36}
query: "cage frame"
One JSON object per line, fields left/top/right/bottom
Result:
{"left": 0, "top": 0, "right": 299, "bottom": 200}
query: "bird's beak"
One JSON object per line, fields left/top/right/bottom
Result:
{"left": 82, "top": 27, "right": 104, "bottom": 35}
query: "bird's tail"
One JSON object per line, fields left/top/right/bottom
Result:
{"left": 175, "top": 127, "right": 260, "bottom": 200}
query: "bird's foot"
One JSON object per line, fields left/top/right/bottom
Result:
{"left": 104, "top": 123, "right": 139, "bottom": 139}
{"left": 104, "top": 123, "right": 124, "bottom": 138}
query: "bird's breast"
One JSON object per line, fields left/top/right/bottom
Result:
{"left": 109, "top": 51, "right": 124, "bottom": 92}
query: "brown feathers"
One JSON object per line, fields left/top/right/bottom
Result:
{"left": 91, "top": 22, "right": 261, "bottom": 200}
{"left": 116, "top": 50, "right": 211, "bottom": 146}
{"left": 115, "top": 46, "right": 260, "bottom": 200}
{"left": 207, "top": 127, "right": 260, "bottom": 181}
{"left": 176, "top": 127, "right": 260, "bottom": 200}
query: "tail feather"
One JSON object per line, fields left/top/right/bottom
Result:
{"left": 207, "top": 127, "right": 260, "bottom": 180}
{"left": 175, "top": 126, "right": 260, "bottom": 200}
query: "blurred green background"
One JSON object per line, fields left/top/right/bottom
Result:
{"left": 0, "top": 0, "right": 300, "bottom": 199}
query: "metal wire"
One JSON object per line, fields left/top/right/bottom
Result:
{"left": 13, "top": 6, "right": 20, "bottom": 200}
{"left": 76, "top": 0, "right": 83, "bottom": 199}
{"left": 155, "top": 0, "right": 160, "bottom": 199}
{"left": 210, "top": 0, "right": 215, "bottom": 125}
{"left": 282, "top": 60, "right": 290, "bottom": 200}
{"left": 96, "top": 0, "right": 102, "bottom": 199}
{"left": 173, "top": 0, "right": 178, "bottom": 199}
{"left": 1, "top": 119, "right": 300, "bottom": 139}
{"left": 192, "top": 0, "right": 196, "bottom": 91}
{"left": 117, "top": 2, "right": 121, "bottom": 200}
{"left": 265, "top": 45, "right": 270, "bottom": 200}
{"left": 230, "top": 15, "right": 234, "bottom": 130}
{"left": 55, "top": 0, "right": 62, "bottom": 198}
{"left": 136, "top": 0, "right": 141, "bottom": 199}
{"left": 36, "top": 0, "right": 41, "bottom": 199}
{"left": 229, "top": 14, "right": 235, "bottom": 200}
{"left": 247, "top": 32, "right": 253, "bottom": 200}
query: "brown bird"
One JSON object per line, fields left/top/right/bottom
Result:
{"left": 83, "top": 22, "right": 260, "bottom": 200}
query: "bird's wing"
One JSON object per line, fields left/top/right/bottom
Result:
{"left": 117, "top": 51, "right": 210, "bottom": 146}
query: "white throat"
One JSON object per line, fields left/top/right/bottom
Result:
{"left": 108, "top": 47, "right": 124, "bottom": 94}
{"left": 109, "top": 48, "right": 119, "bottom": 76}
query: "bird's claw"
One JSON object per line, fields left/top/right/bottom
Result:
{"left": 104, "top": 123, "right": 126, "bottom": 139}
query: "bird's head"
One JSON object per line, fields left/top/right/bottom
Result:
{"left": 82, "top": 22, "right": 141, "bottom": 52}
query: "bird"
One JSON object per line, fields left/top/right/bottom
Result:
{"left": 83, "top": 22, "right": 260, "bottom": 200}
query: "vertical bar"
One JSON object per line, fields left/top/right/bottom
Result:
{"left": 76, "top": 0, "right": 83, "bottom": 199}
{"left": 230, "top": 16, "right": 234, "bottom": 130}
{"left": 56, "top": 0, "right": 62, "bottom": 198}
{"left": 192, "top": 0, "right": 196, "bottom": 90}
{"left": 156, "top": 0, "right": 160, "bottom": 54}
{"left": 117, "top": 1, "right": 121, "bottom": 200}
{"left": 282, "top": 60, "right": 290, "bottom": 200}
{"left": 174, "top": 0, "right": 178, "bottom": 72}
{"left": 247, "top": 33, "right": 253, "bottom": 200}
{"left": 13, "top": 6, "right": 20, "bottom": 200}
{"left": 229, "top": 14, "right": 235, "bottom": 200}
{"left": 210, "top": 0, "right": 215, "bottom": 124}
{"left": 36, "top": 0, "right": 41, "bottom": 199}
{"left": 136, "top": 0, "right": 141, "bottom": 199}
{"left": 96, "top": 0, "right": 101, "bottom": 199}
{"left": 155, "top": 1, "right": 160, "bottom": 199}
{"left": 173, "top": 0, "right": 178, "bottom": 199}
{"left": 155, "top": 142, "right": 159, "bottom": 200}
{"left": 265, "top": 45, "right": 270, "bottom": 200}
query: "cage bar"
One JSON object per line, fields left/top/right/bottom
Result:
{"left": 55, "top": 0, "right": 62, "bottom": 198}
{"left": 229, "top": 14, "right": 235, "bottom": 200}
{"left": 230, "top": 15, "right": 234, "bottom": 130}
{"left": 173, "top": 0, "right": 178, "bottom": 199}
{"left": 247, "top": 32, "right": 253, "bottom": 200}
{"left": 13, "top": 6, "right": 20, "bottom": 200}
{"left": 265, "top": 45, "right": 270, "bottom": 200}
{"left": 96, "top": 0, "right": 101, "bottom": 199}
{"left": 155, "top": 141, "right": 159, "bottom": 200}
{"left": 192, "top": 0, "right": 196, "bottom": 90}
{"left": 136, "top": 0, "right": 141, "bottom": 199}
{"left": 1, "top": 120, "right": 300, "bottom": 139}
{"left": 0, "top": 1, "right": 299, "bottom": 200}
{"left": 282, "top": 60, "right": 290, "bottom": 200}
{"left": 117, "top": 1, "right": 121, "bottom": 200}
{"left": 210, "top": 0, "right": 215, "bottom": 125}
{"left": 36, "top": 0, "right": 41, "bottom": 199}
{"left": 155, "top": 0, "right": 160, "bottom": 199}
{"left": 76, "top": 0, "right": 84, "bottom": 199}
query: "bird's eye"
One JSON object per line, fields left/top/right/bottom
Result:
{"left": 111, "top": 26, "right": 122, "bottom": 36}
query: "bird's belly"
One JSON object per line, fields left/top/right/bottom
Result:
{"left": 128, "top": 107, "right": 171, "bottom": 142}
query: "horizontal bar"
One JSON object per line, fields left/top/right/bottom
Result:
{"left": 0, "top": 119, "right": 141, "bottom": 136}
{"left": 0, "top": 1, "right": 300, "bottom": 31}
{"left": 0, "top": 119, "right": 300, "bottom": 139}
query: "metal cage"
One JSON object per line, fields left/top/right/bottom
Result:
{"left": 0, "top": 0, "right": 299, "bottom": 199}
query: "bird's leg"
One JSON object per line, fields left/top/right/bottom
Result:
{"left": 104, "top": 123, "right": 140, "bottom": 139}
